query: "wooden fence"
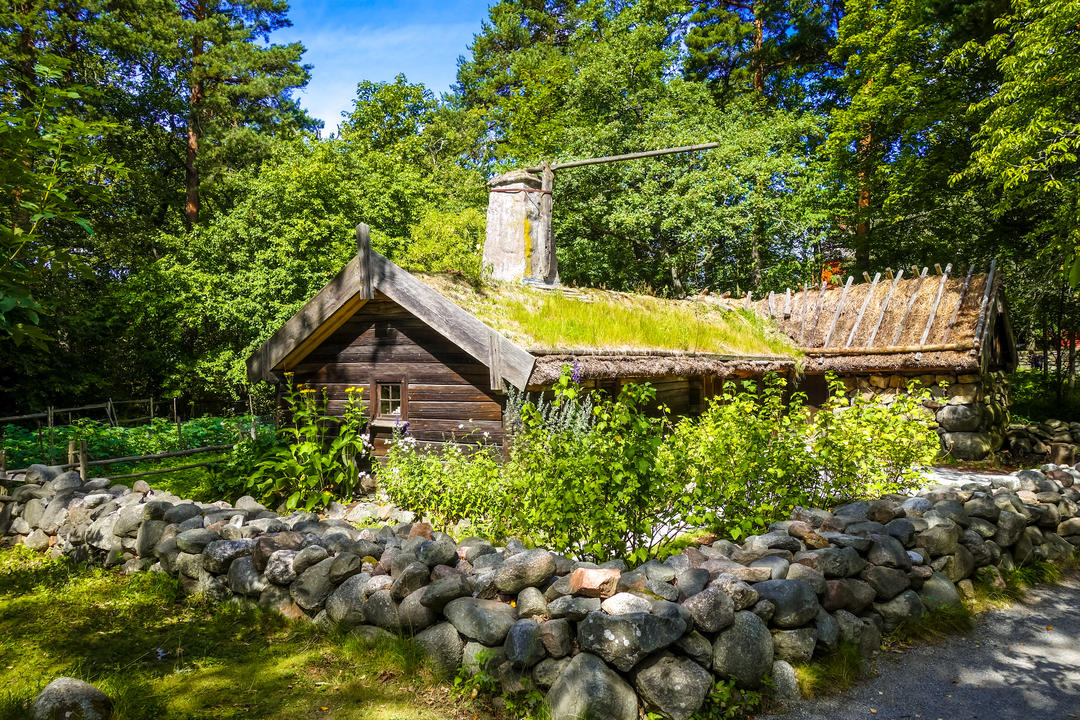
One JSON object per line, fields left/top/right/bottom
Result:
{"left": 0, "top": 442, "right": 235, "bottom": 484}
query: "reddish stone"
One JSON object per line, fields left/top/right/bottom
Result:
{"left": 569, "top": 568, "right": 621, "bottom": 598}
{"left": 408, "top": 522, "right": 433, "bottom": 540}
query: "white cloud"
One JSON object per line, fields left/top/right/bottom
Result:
{"left": 279, "top": 21, "right": 479, "bottom": 133}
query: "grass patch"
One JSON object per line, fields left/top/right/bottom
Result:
{"left": 418, "top": 273, "right": 797, "bottom": 356}
{"left": 0, "top": 546, "right": 488, "bottom": 720}
{"left": 887, "top": 603, "right": 975, "bottom": 646}
{"left": 793, "top": 643, "right": 864, "bottom": 700}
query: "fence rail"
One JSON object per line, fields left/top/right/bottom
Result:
{"left": 1, "top": 443, "right": 234, "bottom": 483}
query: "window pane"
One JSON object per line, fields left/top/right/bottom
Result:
{"left": 379, "top": 383, "right": 402, "bottom": 416}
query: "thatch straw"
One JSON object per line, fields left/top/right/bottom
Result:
{"left": 753, "top": 270, "right": 1005, "bottom": 374}
{"left": 527, "top": 353, "right": 795, "bottom": 386}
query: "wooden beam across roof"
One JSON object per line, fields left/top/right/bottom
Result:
{"left": 246, "top": 225, "right": 536, "bottom": 390}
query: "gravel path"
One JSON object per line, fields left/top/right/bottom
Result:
{"left": 763, "top": 573, "right": 1080, "bottom": 720}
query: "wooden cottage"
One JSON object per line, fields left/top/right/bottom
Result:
{"left": 754, "top": 262, "right": 1018, "bottom": 460}
{"left": 247, "top": 226, "right": 796, "bottom": 454}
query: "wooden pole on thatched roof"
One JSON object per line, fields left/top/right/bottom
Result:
{"left": 940, "top": 264, "right": 975, "bottom": 346}
{"left": 890, "top": 266, "right": 929, "bottom": 346}
{"left": 809, "top": 281, "right": 828, "bottom": 344}
{"left": 868, "top": 268, "right": 904, "bottom": 346}
{"left": 914, "top": 263, "right": 952, "bottom": 360}
{"left": 973, "top": 258, "right": 998, "bottom": 348}
{"left": 846, "top": 272, "right": 880, "bottom": 348}
{"left": 823, "top": 276, "right": 854, "bottom": 347}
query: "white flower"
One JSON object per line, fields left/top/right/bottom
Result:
{"left": 458, "top": 423, "right": 464, "bottom": 429}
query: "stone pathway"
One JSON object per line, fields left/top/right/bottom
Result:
{"left": 762, "top": 572, "right": 1080, "bottom": 720}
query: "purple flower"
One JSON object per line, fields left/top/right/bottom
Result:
{"left": 571, "top": 361, "right": 582, "bottom": 385}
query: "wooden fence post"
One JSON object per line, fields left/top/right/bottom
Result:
{"left": 47, "top": 406, "right": 55, "bottom": 465}
{"left": 78, "top": 440, "right": 88, "bottom": 481}
{"left": 0, "top": 450, "right": 7, "bottom": 483}
{"left": 67, "top": 439, "right": 76, "bottom": 467}
{"left": 174, "top": 397, "right": 183, "bottom": 448}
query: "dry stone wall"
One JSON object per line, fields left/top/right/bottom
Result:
{"left": 4, "top": 462, "right": 1080, "bottom": 720}
{"left": 840, "top": 370, "right": 1010, "bottom": 461}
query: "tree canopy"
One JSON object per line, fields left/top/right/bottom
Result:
{"left": 1, "top": 0, "right": 1079, "bottom": 411}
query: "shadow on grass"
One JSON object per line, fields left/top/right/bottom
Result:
{"left": 0, "top": 548, "right": 461, "bottom": 720}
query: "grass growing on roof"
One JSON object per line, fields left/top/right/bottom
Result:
{"left": 417, "top": 274, "right": 797, "bottom": 355}
{"left": 0, "top": 546, "right": 489, "bottom": 720}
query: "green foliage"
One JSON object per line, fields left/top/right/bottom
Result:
{"left": 690, "top": 677, "right": 768, "bottom": 720}
{"left": 1008, "top": 369, "right": 1080, "bottom": 422}
{"left": 507, "top": 375, "right": 673, "bottom": 563}
{"left": 809, "top": 378, "right": 940, "bottom": 503}
{"left": 662, "top": 374, "right": 938, "bottom": 541}
{"left": 451, "top": 649, "right": 546, "bottom": 720}
{"left": 0, "top": 61, "right": 124, "bottom": 347}
{"left": 1, "top": 416, "right": 253, "bottom": 469}
{"left": 247, "top": 376, "right": 371, "bottom": 511}
{"left": 793, "top": 642, "right": 864, "bottom": 700}
{"left": 398, "top": 206, "right": 487, "bottom": 284}
{"left": 381, "top": 431, "right": 506, "bottom": 538}
{"left": 383, "top": 370, "right": 940, "bottom": 562}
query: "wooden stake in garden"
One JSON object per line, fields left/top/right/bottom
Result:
{"left": 67, "top": 439, "right": 76, "bottom": 467}
{"left": 78, "top": 440, "right": 88, "bottom": 481}
{"left": 173, "top": 397, "right": 183, "bottom": 448}
{"left": 47, "top": 406, "right": 55, "bottom": 465}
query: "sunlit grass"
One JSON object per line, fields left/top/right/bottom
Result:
{"left": 419, "top": 273, "right": 798, "bottom": 356}
{"left": 0, "top": 546, "right": 484, "bottom": 720}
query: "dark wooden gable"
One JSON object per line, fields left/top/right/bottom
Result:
{"left": 292, "top": 292, "right": 506, "bottom": 454}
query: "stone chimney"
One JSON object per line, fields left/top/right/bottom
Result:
{"left": 483, "top": 168, "right": 558, "bottom": 283}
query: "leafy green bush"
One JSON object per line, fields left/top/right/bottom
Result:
{"left": 378, "top": 370, "right": 940, "bottom": 562}
{"left": 809, "top": 377, "right": 938, "bottom": 503}
{"left": 246, "top": 375, "right": 372, "bottom": 511}
{"left": 506, "top": 375, "right": 674, "bottom": 563}
{"left": 660, "top": 375, "right": 816, "bottom": 541}
{"left": 381, "top": 429, "right": 506, "bottom": 537}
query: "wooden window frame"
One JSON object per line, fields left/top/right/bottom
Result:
{"left": 371, "top": 376, "right": 408, "bottom": 428}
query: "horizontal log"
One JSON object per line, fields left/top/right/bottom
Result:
{"left": 294, "top": 362, "right": 490, "bottom": 385}
{"left": 804, "top": 342, "right": 976, "bottom": 357}
{"left": 106, "top": 460, "right": 223, "bottom": 480}
{"left": 9, "top": 444, "right": 234, "bottom": 473}
{"left": 407, "top": 401, "right": 504, "bottom": 421}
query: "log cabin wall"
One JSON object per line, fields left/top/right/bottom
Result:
{"left": 290, "top": 293, "right": 506, "bottom": 455}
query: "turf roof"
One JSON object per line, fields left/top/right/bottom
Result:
{"left": 415, "top": 273, "right": 798, "bottom": 358}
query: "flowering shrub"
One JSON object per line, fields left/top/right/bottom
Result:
{"left": 246, "top": 375, "right": 372, "bottom": 511}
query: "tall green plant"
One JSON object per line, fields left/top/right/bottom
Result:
{"left": 247, "top": 375, "right": 371, "bottom": 511}
{"left": 660, "top": 375, "right": 817, "bottom": 541}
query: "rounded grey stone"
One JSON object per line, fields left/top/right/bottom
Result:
{"left": 414, "top": 622, "right": 464, "bottom": 679}
{"left": 545, "top": 652, "right": 638, "bottom": 720}
{"left": 751, "top": 579, "right": 820, "bottom": 628}
{"left": 32, "top": 677, "right": 112, "bottom": 720}
{"left": 681, "top": 586, "right": 735, "bottom": 633}
{"left": 504, "top": 618, "right": 546, "bottom": 668}
{"left": 493, "top": 549, "right": 555, "bottom": 593}
{"left": 444, "top": 597, "right": 518, "bottom": 645}
{"left": 712, "top": 610, "right": 774, "bottom": 688}
{"left": 632, "top": 651, "right": 712, "bottom": 720}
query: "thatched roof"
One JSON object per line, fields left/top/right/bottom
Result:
{"left": 528, "top": 351, "right": 795, "bottom": 387}
{"left": 753, "top": 262, "right": 1017, "bottom": 374}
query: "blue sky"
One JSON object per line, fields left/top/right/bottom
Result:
{"left": 276, "top": 1, "right": 495, "bottom": 134}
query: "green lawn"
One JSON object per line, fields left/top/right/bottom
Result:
{"left": 0, "top": 546, "right": 487, "bottom": 720}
